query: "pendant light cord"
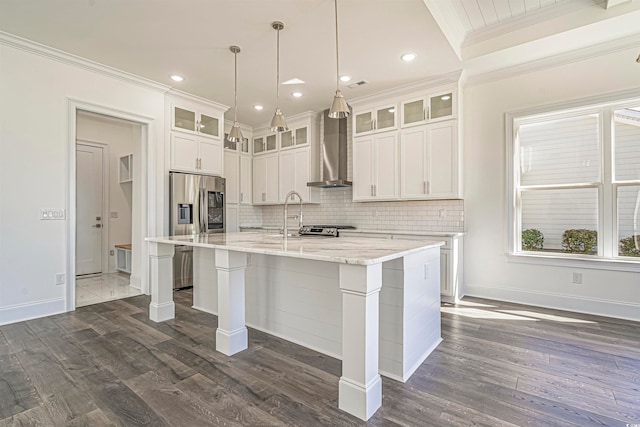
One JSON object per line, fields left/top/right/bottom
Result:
{"left": 276, "top": 26, "right": 280, "bottom": 109}
{"left": 334, "top": 0, "right": 340, "bottom": 90}
{"left": 234, "top": 51, "right": 238, "bottom": 123}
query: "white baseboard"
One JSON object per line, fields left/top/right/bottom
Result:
{"left": 0, "top": 297, "right": 66, "bottom": 326}
{"left": 464, "top": 283, "right": 640, "bottom": 322}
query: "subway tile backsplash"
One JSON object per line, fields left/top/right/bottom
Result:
{"left": 239, "top": 188, "right": 464, "bottom": 232}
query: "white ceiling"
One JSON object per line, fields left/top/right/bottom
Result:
{"left": 1, "top": 0, "right": 639, "bottom": 127}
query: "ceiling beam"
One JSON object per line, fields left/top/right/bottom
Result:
{"left": 421, "top": 0, "right": 465, "bottom": 61}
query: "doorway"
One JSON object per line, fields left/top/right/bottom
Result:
{"left": 75, "top": 111, "right": 142, "bottom": 307}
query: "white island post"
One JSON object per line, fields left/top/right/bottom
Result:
{"left": 146, "top": 232, "right": 443, "bottom": 421}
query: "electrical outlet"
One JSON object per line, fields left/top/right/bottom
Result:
{"left": 572, "top": 272, "right": 583, "bottom": 284}
{"left": 55, "top": 273, "right": 65, "bottom": 285}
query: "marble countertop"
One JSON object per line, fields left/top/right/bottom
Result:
{"left": 238, "top": 226, "right": 464, "bottom": 238}
{"left": 146, "top": 232, "right": 444, "bottom": 266}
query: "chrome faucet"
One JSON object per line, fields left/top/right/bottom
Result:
{"left": 283, "top": 190, "right": 303, "bottom": 237}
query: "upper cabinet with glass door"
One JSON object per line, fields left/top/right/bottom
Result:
{"left": 253, "top": 131, "right": 278, "bottom": 155}
{"left": 280, "top": 123, "right": 309, "bottom": 150}
{"left": 401, "top": 89, "right": 456, "bottom": 127}
{"left": 353, "top": 104, "right": 398, "bottom": 136}
{"left": 172, "top": 104, "right": 221, "bottom": 138}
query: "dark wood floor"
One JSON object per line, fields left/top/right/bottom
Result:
{"left": 1, "top": 291, "right": 639, "bottom": 426}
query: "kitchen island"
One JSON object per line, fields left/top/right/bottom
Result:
{"left": 146, "top": 232, "right": 444, "bottom": 421}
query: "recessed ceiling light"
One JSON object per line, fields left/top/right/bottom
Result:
{"left": 254, "top": 105, "right": 264, "bottom": 111}
{"left": 340, "top": 75, "right": 351, "bottom": 82}
{"left": 441, "top": 95, "right": 451, "bottom": 101}
{"left": 401, "top": 53, "right": 417, "bottom": 62}
{"left": 292, "top": 92, "right": 302, "bottom": 98}
{"left": 282, "top": 78, "right": 305, "bottom": 85}
{"left": 170, "top": 75, "right": 184, "bottom": 82}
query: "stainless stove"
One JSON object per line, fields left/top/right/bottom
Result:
{"left": 299, "top": 225, "right": 355, "bottom": 237}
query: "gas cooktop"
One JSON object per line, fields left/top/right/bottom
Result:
{"left": 299, "top": 225, "right": 355, "bottom": 237}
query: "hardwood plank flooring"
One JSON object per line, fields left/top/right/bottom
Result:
{"left": 1, "top": 292, "right": 638, "bottom": 426}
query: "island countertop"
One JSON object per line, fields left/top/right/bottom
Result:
{"left": 146, "top": 231, "right": 444, "bottom": 266}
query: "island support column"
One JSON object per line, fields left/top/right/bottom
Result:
{"left": 338, "top": 263, "right": 383, "bottom": 421}
{"left": 215, "top": 249, "right": 248, "bottom": 356}
{"left": 148, "top": 242, "right": 175, "bottom": 322}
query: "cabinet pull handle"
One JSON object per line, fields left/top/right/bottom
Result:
{"left": 240, "top": 192, "right": 243, "bottom": 202}
{"left": 196, "top": 120, "right": 200, "bottom": 133}
{"left": 423, "top": 181, "right": 427, "bottom": 194}
{"left": 427, "top": 181, "right": 431, "bottom": 194}
{"left": 423, "top": 109, "right": 426, "bottom": 121}
{"left": 426, "top": 107, "right": 430, "bottom": 120}
{"left": 374, "top": 184, "right": 377, "bottom": 196}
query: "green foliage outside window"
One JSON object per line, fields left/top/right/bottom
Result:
{"left": 619, "top": 235, "right": 640, "bottom": 257}
{"left": 522, "top": 229, "right": 544, "bottom": 251}
{"left": 562, "top": 229, "right": 597, "bottom": 254}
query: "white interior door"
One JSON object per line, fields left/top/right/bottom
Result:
{"left": 76, "top": 144, "right": 104, "bottom": 275}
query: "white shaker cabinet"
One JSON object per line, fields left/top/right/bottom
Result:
{"left": 240, "top": 154, "right": 252, "bottom": 204}
{"left": 400, "top": 121, "right": 458, "bottom": 199}
{"left": 401, "top": 90, "right": 456, "bottom": 128}
{"left": 353, "top": 132, "right": 398, "bottom": 201}
{"left": 170, "top": 133, "right": 223, "bottom": 176}
{"left": 167, "top": 94, "right": 226, "bottom": 176}
{"left": 278, "top": 147, "right": 316, "bottom": 203}
{"left": 253, "top": 153, "right": 279, "bottom": 204}
{"left": 353, "top": 103, "right": 397, "bottom": 136}
{"left": 224, "top": 151, "right": 240, "bottom": 204}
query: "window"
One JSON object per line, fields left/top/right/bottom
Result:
{"left": 510, "top": 101, "right": 640, "bottom": 262}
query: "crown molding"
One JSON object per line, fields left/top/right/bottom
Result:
{"left": 0, "top": 30, "right": 171, "bottom": 94}
{"left": 165, "top": 88, "right": 229, "bottom": 112}
{"left": 348, "top": 70, "right": 463, "bottom": 107}
{"left": 464, "top": 33, "right": 640, "bottom": 86}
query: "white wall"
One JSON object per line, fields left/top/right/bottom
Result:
{"left": 76, "top": 111, "right": 141, "bottom": 274}
{"left": 0, "top": 39, "right": 167, "bottom": 324}
{"left": 463, "top": 46, "right": 640, "bottom": 321}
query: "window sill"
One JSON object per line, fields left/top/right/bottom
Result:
{"left": 507, "top": 252, "right": 640, "bottom": 272}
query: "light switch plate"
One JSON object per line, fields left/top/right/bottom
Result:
{"left": 110, "top": 211, "right": 118, "bottom": 218}
{"left": 41, "top": 209, "right": 66, "bottom": 220}
{"left": 55, "top": 273, "right": 65, "bottom": 285}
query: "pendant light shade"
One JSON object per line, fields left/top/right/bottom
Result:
{"left": 228, "top": 45, "right": 244, "bottom": 143}
{"left": 270, "top": 21, "right": 288, "bottom": 132}
{"left": 328, "top": 0, "right": 350, "bottom": 119}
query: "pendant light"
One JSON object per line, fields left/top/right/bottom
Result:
{"left": 228, "top": 45, "right": 244, "bottom": 142}
{"left": 328, "top": 0, "right": 350, "bottom": 119}
{"left": 270, "top": 21, "right": 288, "bottom": 132}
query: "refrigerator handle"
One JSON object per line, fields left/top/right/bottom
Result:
{"left": 200, "top": 187, "right": 207, "bottom": 233}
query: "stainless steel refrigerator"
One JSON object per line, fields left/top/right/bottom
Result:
{"left": 169, "top": 171, "right": 225, "bottom": 289}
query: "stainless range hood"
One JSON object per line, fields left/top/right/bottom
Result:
{"left": 307, "top": 109, "right": 352, "bottom": 188}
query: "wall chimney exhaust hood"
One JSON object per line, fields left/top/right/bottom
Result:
{"left": 307, "top": 109, "right": 352, "bottom": 188}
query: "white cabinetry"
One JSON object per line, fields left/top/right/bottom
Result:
{"left": 340, "top": 231, "right": 463, "bottom": 302}
{"left": 351, "top": 84, "right": 461, "bottom": 202}
{"left": 224, "top": 151, "right": 240, "bottom": 204}
{"left": 400, "top": 121, "right": 458, "bottom": 199}
{"left": 353, "top": 103, "right": 397, "bottom": 136}
{"left": 253, "top": 153, "right": 279, "bottom": 204}
{"left": 170, "top": 133, "right": 222, "bottom": 175}
{"left": 167, "top": 95, "right": 226, "bottom": 176}
{"left": 353, "top": 132, "right": 398, "bottom": 201}
{"left": 240, "top": 155, "right": 252, "bottom": 204}
{"left": 251, "top": 111, "right": 319, "bottom": 205}
{"left": 279, "top": 147, "right": 316, "bottom": 203}
{"left": 401, "top": 89, "right": 456, "bottom": 127}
